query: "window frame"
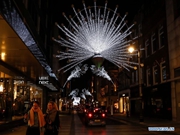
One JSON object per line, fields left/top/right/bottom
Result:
{"left": 151, "top": 33, "right": 156, "bottom": 53}
{"left": 146, "top": 68, "right": 151, "bottom": 86}
{"left": 153, "top": 65, "right": 158, "bottom": 85}
{"left": 158, "top": 26, "right": 165, "bottom": 49}
{"left": 160, "top": 61, "right": 166, "bottom": 82}
{"left": 145, "top": 39, "right": 150, "bottom": 57}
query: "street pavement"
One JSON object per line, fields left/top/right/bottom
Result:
{"left": 107, "top": 113, "right": 180, "bottom": 134}
{"left": 0, "top": 111, "right": 180, "bottom": 135}
{"left": 0, "top": 113, "right": 72, "bottom": 135}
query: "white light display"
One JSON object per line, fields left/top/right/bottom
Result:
{"left": 90, "top": 65, "right": 115, "bottom": 86}
{"left": 63, "top": 64, "right": 88, "bottom": 88}
{"left": 69, "top": 88, "right": 92, "bottom": 105}
{"left": 53, "top": 1, "right": 139, "bottom": 73}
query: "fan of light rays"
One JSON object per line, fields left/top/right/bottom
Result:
{"left": 53, "top": 0, "right": 139, "bottom": 72}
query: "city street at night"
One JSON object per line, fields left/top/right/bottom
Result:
{"left": 1, "top": 0, "right": 180, "bottom": 135}
{"left": 1, "top": 111, "right": 180, "bottom": 135}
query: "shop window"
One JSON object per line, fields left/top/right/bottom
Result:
{"left": 146, "top": 68, "right": 151, "bottom": 86}
{"left": 145, "top": 39, "right": 150, "bottom": 57}
{"left": 160, "top": 62, "right": 167, "bottom": 82}
{"left": 13, "top": 86, "right": 30, "bottom": 116}
{"left": 158, "top": 26, "right": 165, "bottom": 48}
{"left": 153, "top": 65, "right": 158, "bottom": 84}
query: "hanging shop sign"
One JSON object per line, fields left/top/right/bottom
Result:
{"left": 38, "top": 76, "right": 49, "bottom": 84}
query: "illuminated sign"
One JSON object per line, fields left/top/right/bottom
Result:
{"left": 39, "top": 76, "right": 49, "bottom": 84}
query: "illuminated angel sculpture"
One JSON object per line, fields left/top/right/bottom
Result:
{"left": 69, "top": 88, "right": 92, "bottom": 105}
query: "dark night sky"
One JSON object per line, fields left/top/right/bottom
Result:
{"left": 53, "top": 0, "right": 144, "bottom": 25}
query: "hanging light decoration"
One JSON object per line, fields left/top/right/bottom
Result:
{"left": 53, "top": 0, "right": 139, "bottom": 73}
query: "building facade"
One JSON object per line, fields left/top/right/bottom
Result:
{"left": 166, "top": 0, "right": 180, "bottom": 121}
{"left": 0, "top": 0, "right": 60, "bottom": 125}
{"left": 117, "top": 0, "right": 172, "bottom": 119}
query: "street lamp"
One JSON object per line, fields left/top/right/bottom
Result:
{"left": 128, "top": 46, "right": 144, "bottom": 122}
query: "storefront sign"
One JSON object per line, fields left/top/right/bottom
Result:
{"left": 14, "top": 80, "right": 24, "bottom": 84}
{"left": 39, "top": 76, "right": 49, "bottom": 84}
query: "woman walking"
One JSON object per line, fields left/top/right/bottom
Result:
{"left": 44, "top": 101, "right": 60, "bottom": 135}
{"left": 24, "top": 101, "right": 46, "bottom": 135}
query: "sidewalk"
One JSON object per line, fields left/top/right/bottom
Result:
{"left": 0, "top": 117, "right": 25, "bottom": 132}
{"left": 108, "top": 113, "right": 180, "bottom": 132}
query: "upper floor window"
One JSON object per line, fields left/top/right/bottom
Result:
{"left": 174, "top": 0, "right": 180, "bottom": 19}
{"left": 132, "top": 72, "right": 134, "bottom": 83}
{"left": 153, "top": 65, "right": 158, "bottom": 84}
{"left": 135, "top": 70, "right": 138, "bottom": 83}
{"left": 151, "top": 33, "right": 157, "bottom": 53}
{"left": 138, "top": 24, "right": 142, "bottom": 36}
{"left": 174, "top": 67, "right": 180, "bottom": 77}
{"left": 160, "top": 62, "right": 166, "bottom": 82}
{"left": 38, "top": 0, "right": 41, "bottom": 8}
{"left": 134, "top": 29, "right": 137, "bottom": 37}
{"left": 158, "top": 26, "right": 165, "bottom": 48}
{"left": 37, "top": 16, "right": 40, "bottom": 34}
{"left": 145, "top": 40, "right": 150, "bottom": 57}
{"left": 23, "top": 0, "right": 28, "bottom": 9}
{"left": 146, "top": 68, "right": 151, "bottom": 86}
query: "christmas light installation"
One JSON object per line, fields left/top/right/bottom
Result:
{"left": 69, "top": 88, "right": 92, "bottom": 105}
{"left": 63, "top": 64, "right": 88, "bottom": 88}
{"left": 90, "top": 65, "right": 114, "bottom": 86}
{"left": 53, "top": 0, "right": 138, "bottom": 73}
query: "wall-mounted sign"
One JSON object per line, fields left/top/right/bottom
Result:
{"left": 39, "top": 76, "right": 49, "bottom": 84}
{"left": 14, "top": 80, "right": 24, "bottom": 84}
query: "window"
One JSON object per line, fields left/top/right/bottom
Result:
{"left": 132, "top": 72, "right": 134, "bottom": 83}
{"left": 45, "top": 15, "right": 48, "bottom": 28}
{"left": 158, "top": 26, "right": 165, "bottom": 48}
{"left": 138, "top": 24, "right": 142, "bottom": 36}
{"left": 174, "top": 0, "right": 180, "bottom": 19}
{"left": 153, "top": 65, "right": 158, "bottom": 84}
{"left": 134, "top": 29, "right": 137, "bottom": 37}
{"left": 146, "top": 69, "right": 151, "bottom": 86}
{"left": 141, "top": 68, "right": 144, "bottom": 83}
{"left": 145, "top": 40, "right": 150, "bottom": 57}
{"left": 174, "top": 67, "right": 180, "bottom": 77}
{"left": 38, "top": 0, "right": 41, "bottom": 8}
{"left": 23, "top": 0, "right": 28, "bottom": 8}
{"left": 151, "top": 33, "right": 157, "bottom": 53}
{"left": 135, "top": 70, "right": 138, "bottom": 83}
{"left": 160, "top": 62, "right": 166, "bottom": 81}
{"left": 37, "top": 16, "right": 40, "bottom": 34}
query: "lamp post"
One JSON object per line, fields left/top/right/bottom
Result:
{"left": 128, "top": 47, "right": 144, "bottom": 122}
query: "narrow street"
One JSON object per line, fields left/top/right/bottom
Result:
{"left": 1, "top": 111, "right": 179, "bottom": 135}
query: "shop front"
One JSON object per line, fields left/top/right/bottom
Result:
{"left": 118, "top": 89, "right": 130, "bottom": 114}
{"left": 0, "top": 71, "right": 44, "bottom": 124}
{"left": 143, "top": 82, "right": 172, "bottom": 119}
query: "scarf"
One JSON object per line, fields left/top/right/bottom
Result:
{"left": 28, "top": 107, "right": 46, "bottom": 128}
{"left": 46, "top": 109, "right": 57, "bottom": 123}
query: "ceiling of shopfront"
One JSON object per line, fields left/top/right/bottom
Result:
{"left": 0, "top": 15, "right": 48, "bottom": 80}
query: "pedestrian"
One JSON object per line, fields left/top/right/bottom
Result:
{"left": 44, "top": 101, "right": 60, "bottom": 135}
{"left": 24, "top": 101, "right": 46, "bottom": 135}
